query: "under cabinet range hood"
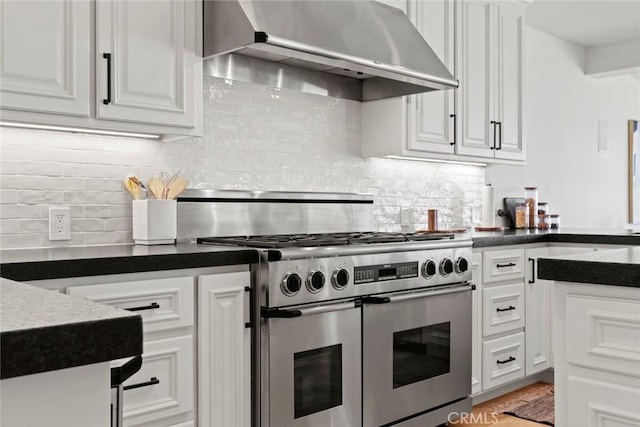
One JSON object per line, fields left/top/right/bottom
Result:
{"left": 202, "top": 0, "right": 458, "bottom": 101}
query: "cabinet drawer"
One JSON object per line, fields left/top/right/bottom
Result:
{"left": 67, "top": 277, "right": 194, "bottom": 334}
{"left": 483, "top": 282, "right": 524, "bottom": 337}
{"left": 122, "top": 335, "right": 194, "bottom": 426}
{"left": 566, "top": 293, "right": 640, "bottom": 377}
{"left": 483, "top": 249, "right": 525, "bottom": 283}
{"left": 482, "top": 333, "right": 525, "bottom": 390}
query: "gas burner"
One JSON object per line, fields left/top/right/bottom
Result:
{"left": 197, "top": 231, "right": 454, "bottom": 248}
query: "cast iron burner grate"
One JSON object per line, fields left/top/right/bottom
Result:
{"left": 197, "top": 232, "right": 454, "bottom": 248}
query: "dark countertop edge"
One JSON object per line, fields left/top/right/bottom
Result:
{"left": 538, "top": 258, "right": 640, "bottom": 288}
{"left": 0, "top": 249, "right": 259, "bottom": 282}
{"left": 0, "top": 315, "right": 143, "bottom": 380}
{"left": 472, "top": 232, "right": 640, "bottom": 248}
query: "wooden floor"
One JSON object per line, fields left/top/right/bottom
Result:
{"left": 448, "top": 382, "right": 553, "bottom": 427}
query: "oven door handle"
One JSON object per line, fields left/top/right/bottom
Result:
{"left": 386, "top": 284, "right": 474, "bottom": 303}
{"left": 262, "top": 300, "right": 357, "bottom": 319}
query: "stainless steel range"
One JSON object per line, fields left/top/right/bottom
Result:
{"left": 179, "top": 190, "right": 473, "bottom": 427}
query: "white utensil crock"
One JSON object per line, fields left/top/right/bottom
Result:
{"left": 132, "top": 200, "right": 177, "bottom": 245}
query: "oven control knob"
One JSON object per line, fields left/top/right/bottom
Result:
{"left": 307, "top": 270, "right": 326, "bottom": 293}
{"left": 331, "top": 268, "right": 350, "bottom": 290}
{"left": 440, "top": 258, "right": 454, "bottom": 276}
{"left": 421, "top": 259, "right": 437, "bottom": 279}
{"left": 455, "top": 257, "right": 469, "bottom": 274}
{"left": 281, "top": 272, "right": 302, "bottom": 296}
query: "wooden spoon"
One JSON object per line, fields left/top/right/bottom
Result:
{"left": 124, "top": 175, "right": 140, "bottom": 200}
{"left": 166, "top": 177, "right": 189, "bottom": 200}
{"left": 148, "top": 176, "right": 165, "bottom": 199}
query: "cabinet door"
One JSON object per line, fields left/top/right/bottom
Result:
{"left": 471, "top": 252, "right": 482, "bottom": 395}
{"left": 198, "top": 271, "right": 251, "bottom": 427}
{"left": 455, "top": 0, "right": 494, "bottom": 158}
{"left": 494, "top": 1, "right": 525, "bottom": 161}
{"left": 407, "top": 0, "right": 456, "bottom": 154}
{"left": 96, "top": 0, "right": 197, "bottom": 128}
{"left": 0, "top": 0, "right": 90, "bottom": 116}
{"left": 524, "top": 247, "right": 552, "bottom": 375}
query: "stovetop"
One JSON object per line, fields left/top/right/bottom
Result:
{"left": 197, "top": 232, "right": 454, "bottom": 249}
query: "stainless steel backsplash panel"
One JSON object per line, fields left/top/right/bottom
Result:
{"left": 177, "top": 190, "right": 375, "bottom": 241}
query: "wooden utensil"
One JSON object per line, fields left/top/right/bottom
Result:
{"left": 166, "top": 177, "right": 189, "bottom": 200}
{"left": 124, "top": 175, "right": 141, "bottom": 200}
{"left": 148, "top": 176, "right": 165, "bottom": 199}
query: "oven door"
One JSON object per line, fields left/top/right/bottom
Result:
{"left": 362, "top": 284, "right": 472, "bottom": 427}
{"left": 264, "top": 300, "right": 361, "bottom": 427}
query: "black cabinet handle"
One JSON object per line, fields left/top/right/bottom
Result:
{"left": 496, "top": 305, "right": 516, "bottom": 312}
{"left": 360, "top": 296, "right": 391, "bottom": 304}
{"left": 496, "top": 262, "right": 516, "bottom": 268}
{"left": 450, "top": 114, "right": 457, "bottom": 146}
{"left": 245, "top": 286, "right": 254, "bottom": 328}
{"left": 490, "top": 121, "right": 497, "bottom": 149}
{"left": 124, "top": 377, "right": 159, "bottom": 391}
{"left": 103, "top": 53, "right": 112, "bottom": 105}
{"left": 528, "top": 258, "right": 536, "bottom": 284}
{"left": 496, "top": 121, "right": 503, "bottom": 150}
{"left": 261, "top": 307, "right": 302, "bottom": 319}
{"left": 125, "top": 302, "right": 160, "bottom": 312}
{"left": 496, "top": 356, "right": 516, "bottom": 365}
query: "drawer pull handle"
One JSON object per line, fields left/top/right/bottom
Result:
{"left": 102, "top": 53, "right": 112, "bottom": 105}
{"left": 496, "top": 356, "right": 516, "bottom": 365}
{"left": 528, "top": 258, "right": 536, "bottom": 283}
{"left": 125, "top": 302, "right": 160, "bottom": 312}
{"left": 496, "top": 262, "right": 516, "bottom": 268}
{"left": 496, "top": 305, "right": 516, "bottom": 312}
{"left": 123, "top": 377, "right": 160, "bottom": 391}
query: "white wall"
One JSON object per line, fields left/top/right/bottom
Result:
{"left": 487, "top": 27, "right": 640, "bottom": 228}
{"left": 0, "top": 78, "right": 484, "bottom": 249}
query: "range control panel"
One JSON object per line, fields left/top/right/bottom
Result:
{"left": 354, "top": 262, "right": 419, "bottom": 284}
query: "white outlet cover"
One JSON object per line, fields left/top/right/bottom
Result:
{"left": 49, "top": 207, "right": 71, "bottom": 240}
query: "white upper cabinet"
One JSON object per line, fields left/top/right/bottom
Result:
{"left": 0, "top": 0, "right": 201, "bottom": 138}
{"left": 457, "top": 0, "right": 525, "bottom": 160}
{"left": 407, "top": 0, "right": 456, "bottom": 154}
{"left": 362, "top": 0, "right": 526, "bottom": 163}
{"left": 96, "top": 0, "right": 197, "bottom": 128}
{"left": 0, "top": 0, "right": 91, "bottom": 117}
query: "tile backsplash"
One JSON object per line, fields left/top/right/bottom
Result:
{"left": 0, "top": 77, "right": 484, "bottom": 249}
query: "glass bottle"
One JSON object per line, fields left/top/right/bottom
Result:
{"left": 537, "top": 202, "right": 549, "bottom": 218}
{"left": 524, "top": 187, "right": 538, "bottom": 229}
{"left": 538, "top": 214, "right": 550, "bottom": 230}
{"left": 550, "top": 214, "right": 560, "bottom": 229}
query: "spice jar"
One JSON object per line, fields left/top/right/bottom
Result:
{"left": 538, "top": 214, "right": 550, "bottom": 230}
{"left": 524, "top": 187, "right": 538, "bottom": 229}
{"left": 537, "top": 202, "right": 549, "bottom": 218}
{"left": 515, "top": 203, "right": 529, "bottom": 229}
{"left": 550, "top": 214, "right": 560, "bottom": 229}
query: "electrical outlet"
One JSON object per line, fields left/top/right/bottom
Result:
{"left": 49, "top": 207, "right": 71, "bottom": 240}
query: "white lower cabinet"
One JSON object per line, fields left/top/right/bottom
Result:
{"left": 524, "top": 247, "right": 552, "bottom": 375}
{"left": 198, "top": 271, "right": 251, "bottom": 427}
{"left": 471, "top": 252, "right": 483, "bottom": 394}
{"left": 67, "top": 274, "right": 196, "bottom": 427}
{"left": 482, "top": 332, "right": 525, "bottom": 390}
{"left": 555, "top": 282, "right": 640, "bottom": 426}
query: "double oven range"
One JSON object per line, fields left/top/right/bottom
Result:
{"left": 180, "top": 190, "right": 473, "bottom": 427}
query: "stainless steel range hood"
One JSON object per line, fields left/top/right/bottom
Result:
{"left": 202, "top": 0, "right": 458, "bottom": 101}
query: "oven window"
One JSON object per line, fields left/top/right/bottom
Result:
{"left": 393, "top": 322, "right": 450, "bottom": 388}
{"left": 294, "top": 344, "right": 343, "bottom": 419}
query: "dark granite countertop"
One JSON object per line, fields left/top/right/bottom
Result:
{"left": 538, "top": 247, "right": 640, "bottom": 287}
{"left": 0, "top": 243, "right": 259, "bottom": 282}
{"left": 469, "top": 228, "right": 640, "bottom": 248}
{"left": 0, "top": 278, "right": 142, "bottom": 379}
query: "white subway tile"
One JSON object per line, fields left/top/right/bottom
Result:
{"left": 0, "top": 234, "right": 42, "bottom": 249}
{"left": 84, "top": 205, "right": 125, "bottom": 218}
{"left": 63, "top": 191, "right": 105, "bottom": 205}
{"left": 84, "top": 232, "right": 126, "bottom": 245}
{"left": 0, "top": 219, "right": 18, "bottom": 234}
{"left": 0, "top": 205, "right": 42, "bottom": 219}
{"left": 71, "top": 218, "right": 104, "bottom": 232}
{"left": 18, "top": 190, "right": 64, "bottom": 205}
{"left": 17, "top": 219, "right": 47, "bottom": 233}
{"left": 15, "top": 161, "right": 63, "bottom": 177}
{"left": 104, "top": 218, "right": 131, "bottom": 232}
{"left": 0, "top": 190, "right": 18, "bottom": 204}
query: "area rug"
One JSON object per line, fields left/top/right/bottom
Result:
{"left": 503, "top": 390, "right": 555, "bottom": 426}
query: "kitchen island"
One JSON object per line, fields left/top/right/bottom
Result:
{"left": 0, "top": 278, "right": 143, "bottom": 427}
{"left": 537, "top": 248, "right": 640, "bottom": 426}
